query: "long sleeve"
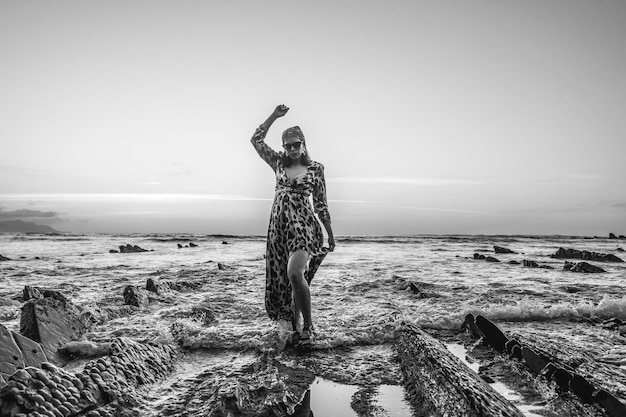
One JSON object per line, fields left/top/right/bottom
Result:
{"left": 312, "top": 163, "right": 331, "bottom": 224}
{"left": 250, "top": 125, "right": 280, "bottom": 171}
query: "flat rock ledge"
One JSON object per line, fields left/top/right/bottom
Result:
{"left": 395, "top": 323, "right": 524, "bottom": 417}
{"left": 0, "top": 337, "right": 178, "bottom": 417}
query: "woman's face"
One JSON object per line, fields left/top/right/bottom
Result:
{"left": 282, "top": 138, "right": 304, "bottom": 160}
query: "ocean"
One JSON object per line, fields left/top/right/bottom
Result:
{"left": 1, "top": 233, "right": 625, "bottom": 416}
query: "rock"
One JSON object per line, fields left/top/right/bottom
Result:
{"left": 505, "top": 339, "right": 522, "bottom": 360}
{"left": 609, "top": 233, "right": 618, "bottom": 239}
{"left": 538, "top": 362, "right": 558, "bottom": 379}
{"left": 563, "top": 261, "right": 606, "bottom": 273}
{"left": 494, "top": 246, "right": 516, "bottom": 254}
{"left": 594, "top": 389, "right": 626, "bottom": 417}
{"left": 570, "top": 374, "right": 595, "bottom": 403}
{"left": 177, "top": 243, "right": 184, "bottom": 249}
{"left": 473, "top": 253, "right": 486, "bottom": 260}
{"left": 523, "top": 260, "right": 554, "bottom": 269}
{"left": 462, "top": 314, "right": 481, "bottom": 339}
{"left": 10, "top": 331, "right": 47, "bottom": 368}
{"left": 108, "top": 249, "right": 119, "bottom": 253}
{"left": 617, "top": 247, "right": 624, "bottom": 252}
{"left": 0, "top": 254, "right": 10, "bottom": 261}
{"left": 620, "top": 235, "right": 626, "bottom": 239}
{"left": 0, "top": 338, "right": 178, "bottom": 417}
{"left": 485, "top": 256, "right": 500, "bottom": 263}
{"left": 0, "top": 324, "right": 26, "bottom": 381}
{"left": 217, "top": 262, "right": 227, "bottom": 270}
{"left": 552, "top": 247, "right": 623, "bottom": 262}
{"left": 122, "top": 285, "right": 150, "bottom": 308}
{"left": 523, "top": 260, "right": 539, "bottom": 268}
{"left": 145, "top": 277, "right": 170, "bottom": 295}
{"left": 20, "top": 294, "right": 91, "bottom": 365}
{"left": 189, "top": 242, "right": 198, "bottom": 247}
{"left": 521, "top": 346, "right": 549, "bottom": 374}
{"left": 475, "top": 315, "right": 508, "bottom": 352}
{"left": 118, "top": 244, "right": 149, "bottom": 253}
{"left": 551, "top": 367, "right": 572, "bottom": 391}
{"left": 507, "top": 260, "right": 520, "bottom": 265}
{"left": 22, "top": 286, "right": 42, "bottom": 301}
{"left": 395, "top": 323, "right": 524, "bottom": 417}
{"left": 222, "top": 241, "right": 228, "bottom": 244}
{"left": 193, "top": 355, "right": 313, "bottom": 417}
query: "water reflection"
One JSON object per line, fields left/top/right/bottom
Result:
{"left": 292, "top": 378, "right": 412, "bottom": 417}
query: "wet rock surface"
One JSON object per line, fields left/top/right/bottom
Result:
{"left": 0, "top": 337, "right": 178, "bottom": 417}
{"left": 494, "top": 246, "right": 517, "bottom": 254}
{"left": 523, "top": 259, "right": 554, "bottom": 269}
{"left": 19, "top": 293, "right": 92, "bottom": 365}
{"left": 551, "top": 247, "right": 623, "bottom": 263}
{"left": 157, "top": 354, "right": 314, "bottom": 417}
{"left": 563, "top": 261, "right": 607, "bottom": 273}
{"left": 396, "top": 323, "right": 524, "bottom": 417}
{"left": 122, "top": 286, "right": 150, "bottom": 309}
{"left": 113, "top": 244, "right": 151, "bottom": 254}
{"left": 463, "top": 315, "right": 626, "bottom": 417}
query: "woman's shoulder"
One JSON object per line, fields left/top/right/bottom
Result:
{"left": 308, "top": 160, "right": 324, "bottom": 170}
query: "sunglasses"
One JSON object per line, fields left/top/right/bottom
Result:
{"left": 282, "top": 141, "right": 303, "bottom": 151}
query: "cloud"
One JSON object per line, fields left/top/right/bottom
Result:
{"left": 0, "top": 208, "right": 64, "bottom": 223}
{"left": 326, "top": 177, "right": 485, "bottom": 186}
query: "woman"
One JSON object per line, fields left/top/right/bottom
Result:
{"left": 251, "top": 104, "right": 335, "bottom": 345}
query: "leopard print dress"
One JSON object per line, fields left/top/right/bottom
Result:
{"left": 251, "top": 125, "right": 331, "bottom": 325}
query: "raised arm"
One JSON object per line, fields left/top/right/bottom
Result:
{"left": 250, "top": 105, "right": 289, "bottom": 170}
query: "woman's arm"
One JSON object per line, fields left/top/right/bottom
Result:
{"left": 323, "top": 221, "right": 335, "bottom": 252}
{"left": 312, "top": 163, "right": 335, "bottom": 251}
{"left": 250, "top": 105, "right": 289, "bottom": 169}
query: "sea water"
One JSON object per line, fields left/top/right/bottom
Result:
{"left": 1, "top": 233, "right": 625, "bottom": 416}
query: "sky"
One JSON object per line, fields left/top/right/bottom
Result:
{"left": 1, "top": 0, "right": 625, "bottom": 236}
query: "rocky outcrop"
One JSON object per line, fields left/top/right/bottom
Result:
{"left": 117, "top": 244, "right": 150, "bottom": 253}
{"left": 467, "top": 314, "right": 626, "bottom": 417}
{"left": 563, "top": 261, "right": 606, "bottom": 273}
{"left": 178, "top": 242, "right": 199, "bottom": 249}
{"left": 609, "top": 233, "right": 618, "bottom": 239}
{"left": 20, "top": 292, "right": 92, "bottom": 365}
{"left": 23, "top": 286, "right": 43, "bottom": 301}
{"left": 0, "top": 338, "right": 178, "bottom": 417}
{"left": 0, "top": 254, "right": 10, "bottom": 261}
{"left": 0, "top": 324, "right": 48, "bottom": 383}
{"left": 522, "top": 260, "right": 554, "bottom": 269}
{"left": 162, "top": 355, "right": 313, "bottom": 417}
{"left": 473, "top": 253, "right": 500, "bottom": 262}
{"left": 551, "top": 247, "right": 623, "bottom": 263}
{"left": 494, "top": 246, "right": 516, "bottom": 254}
{"left": 395, "top": 323, "right": 524, "bottom": 417}
{"left": 122, "top": 285, "right": 150, "bottom": 308}
{"left": 145, "top": 277, "right": 201, "bottom": 295}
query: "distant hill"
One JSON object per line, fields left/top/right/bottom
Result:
{"left": 0, "top": 220, "right": 59, "bottom": 233}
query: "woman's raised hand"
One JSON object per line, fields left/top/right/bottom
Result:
{"left": 273, "top": 104, "right": 289, "bottom": 118}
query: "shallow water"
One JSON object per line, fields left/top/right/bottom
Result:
{"left": 1, "top": 233, "right": 625, "bottom": 415}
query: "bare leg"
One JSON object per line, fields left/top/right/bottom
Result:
{"left": 287, "top": 250, "right": 312, "bottom": 330}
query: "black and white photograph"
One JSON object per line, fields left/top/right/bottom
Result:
{"left": 1, "top": 1, "right": 625, "bottom": 416}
